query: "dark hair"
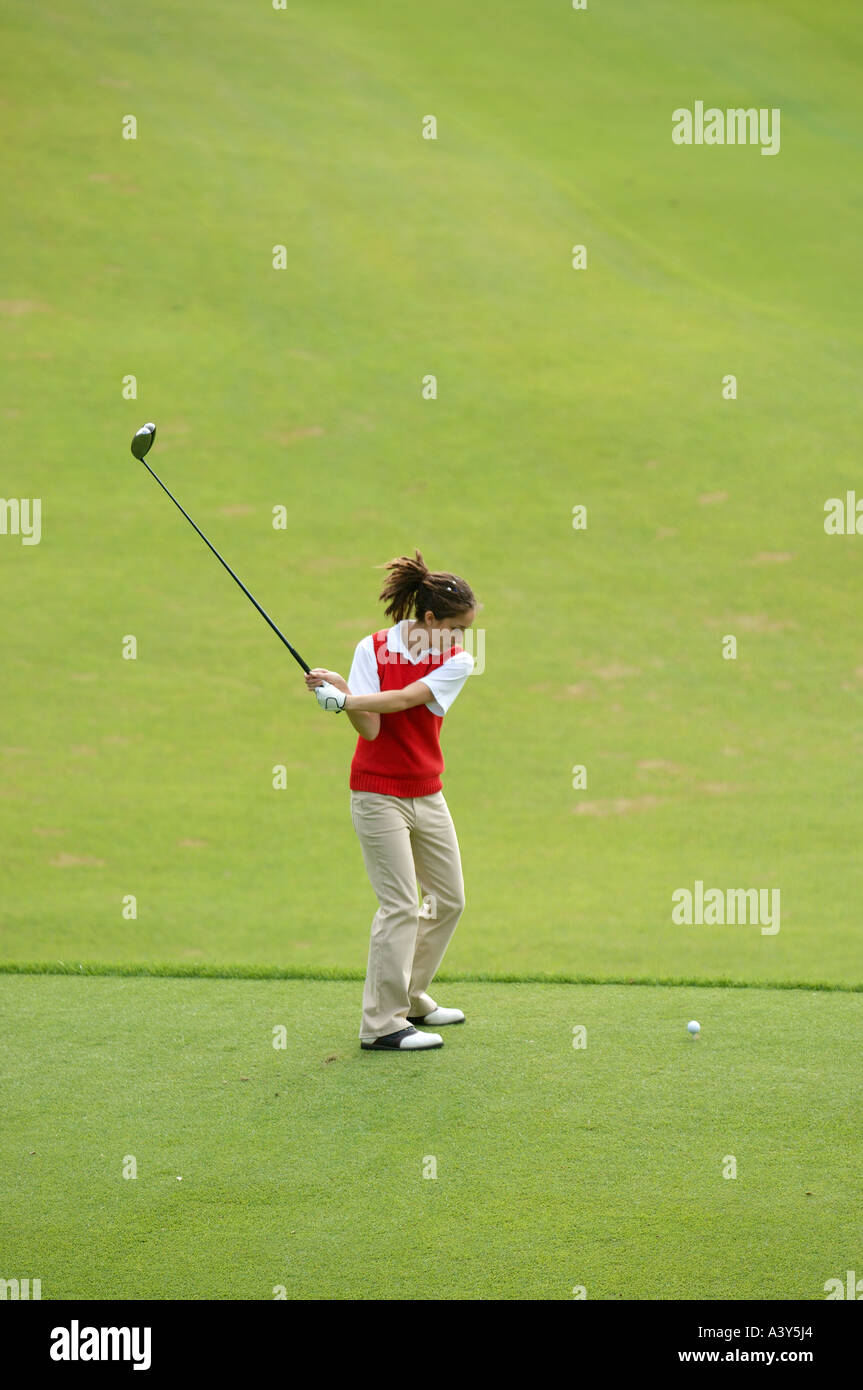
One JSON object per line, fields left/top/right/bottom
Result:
{"left": 377, "top": 549, "right": 477, "bottom": 624}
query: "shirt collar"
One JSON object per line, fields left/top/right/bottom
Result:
{"left": 388, "top": 620, "right": 459, "bottom": 666}
{"left": 388, "top": 620, "right": 422, "bottom": 664}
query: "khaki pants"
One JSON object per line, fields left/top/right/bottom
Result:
{"left": 350, "top": 789, "right": 466, "bottom": 1041}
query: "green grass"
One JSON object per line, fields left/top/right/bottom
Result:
{"left": 1, "top": 0, "right": 862, "bottom": 983}
{"left": 1, "top": 959, "right": 860, "bottom": 992}
{"left": 1, "top": 975, "right": 859, "bottom": 1300}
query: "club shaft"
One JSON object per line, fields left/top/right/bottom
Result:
{"left": 140, "top": 458, "right": 311, "bottom": 673}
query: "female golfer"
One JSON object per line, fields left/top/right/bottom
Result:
{"left": 305, "top": 550, "right": 478, "bottom": 1052}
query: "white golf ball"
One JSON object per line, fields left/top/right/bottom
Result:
{"left": 687, "top": 1020, "right": 701, "bottom": 1035}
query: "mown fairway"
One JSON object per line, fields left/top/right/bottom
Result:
{"left": 1, "top": 0, "right": 860, "bottom": 1299}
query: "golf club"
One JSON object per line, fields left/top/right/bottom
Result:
{"left": 129, "top": 423, "right": 311, "bottom": 673}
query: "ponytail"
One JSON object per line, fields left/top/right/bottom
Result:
{"left": 377, "top": 548, "right": 476, "bottom": 623}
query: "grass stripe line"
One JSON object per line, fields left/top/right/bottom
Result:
{"left": 0, "top": 962, "right": 859, "bottom": 992}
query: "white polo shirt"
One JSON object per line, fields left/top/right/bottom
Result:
{"left": 348, "top": 620, "right": 474, "bottom": 716}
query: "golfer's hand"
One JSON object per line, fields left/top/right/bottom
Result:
{"left": 305, "top": 668, "right": 348, "bottom": 693}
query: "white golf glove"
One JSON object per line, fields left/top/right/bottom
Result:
{"left": 315, "top": 681, "right": 346, "bottom": 713}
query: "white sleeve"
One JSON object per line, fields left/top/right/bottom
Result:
{"left": 420, "top": 649, "right": 474, "bottom": 715}
{"left": 347, "top": 635, "right": 380, "bottom": 696}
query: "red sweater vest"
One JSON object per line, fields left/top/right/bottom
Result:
{"left": 350, "top": 629, "right": 464, "bottom": 797}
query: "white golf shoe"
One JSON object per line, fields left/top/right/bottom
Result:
{"left": 407, "top": 1006, "right": 465, "bottom": 1026}
{"left": 361, "top": 1026, "right": 443, "bottom": 1051}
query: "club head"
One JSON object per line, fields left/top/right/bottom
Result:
{"left": 131, "top": 422, "right": 157, "bottom": 460}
